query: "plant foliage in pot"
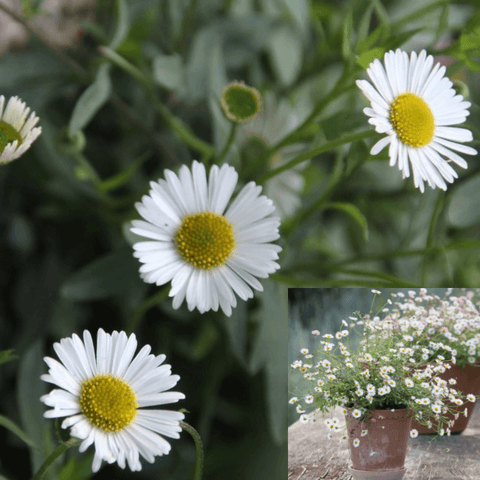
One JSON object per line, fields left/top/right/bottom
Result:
{"left": 289, "top": 290, "right": 479, "bottom": 480}
{"left": 377, "top": 289, "right": 480, "bottom": 434}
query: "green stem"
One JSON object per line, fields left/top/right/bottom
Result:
{"left": 216, "top": 123, "right": 237, "bottom": 164}
{"left": 99, "top": 46, "right": 215, "bottom": 159}
{"left": 126, "top": 286, "right": 170, "bottom": 334}
{"left": 31, "top": 438, "right": 81, "bottom": 480}
{"left": 243, "top": 78, "right": 356, "bottom": 178}
{"left": 258, "top": 129, "right": 376, "bottom": 184}
{"left": 181, "top": 422, "right": 204, "bottom": 480}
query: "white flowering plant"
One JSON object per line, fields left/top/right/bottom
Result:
{"left": 290, "top": 291, "right": 478, "bottom": 444}
{"left": 377, "top": 289, "right": 480, "bottom": 368}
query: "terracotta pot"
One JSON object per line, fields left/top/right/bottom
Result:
{"left": 344, "top": 406, "right": 413, "bottom": 478}
{"left": 411, "top": 360, "right": 480, "bottom": 434}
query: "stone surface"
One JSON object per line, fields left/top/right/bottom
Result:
{"left": 288, "top": 401, "right": 480, "bottom": 480}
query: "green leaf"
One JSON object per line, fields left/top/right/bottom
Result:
{"left": 17, "top": 341, "right": 53, "bottom": 477}
{"left": 448, "top": 174, "right": 480, "bottom": 228}
{"left": 109, "top": 0, "right": 130, "bottom": 50}
{"left": 357, "top": 25, "right": 385, "bottom": 53}
{"left": 250, "top": 282, "right": 287, "bottom": 445}
{"left": 0, "top": 349, "right": 18, "bottom": 366}
{"left": 0, "top": 414, "right": 36, "bottom": 448}
{"left": 357, "top": 3, "right": 375, "bottom": 49}
{"left": 223, "top": 300, "right": 248, "bottom": 368}
{"left": 68, "top": 64, "right": 112, "bottom": 136}
{"left": 267, "top": 26, "right": 302, "bottom": 87}
{"left": 57, "top": 453, "right": 94, "bottom": 480}
{"left": 356, "top": 47, "right": 386, "bottom": 69}
{"left": 153, "top": 53, "right": 184, "bottom": 90}
{"left": 60, "top": 248, "right": 141, "bottom": 301}
{"left": 341, "top": 7, "right": 353, "bottom": 60}
{"left": 323, "top": 202, "right": 369, "bottom": 241}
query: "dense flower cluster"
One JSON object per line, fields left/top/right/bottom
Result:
{"left": 289, "top": 290, "right": 479, "bottom": 445}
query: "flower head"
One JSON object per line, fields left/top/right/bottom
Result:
{"left": 236, "top": 92, "right": 308, "bottom": 218}
{"left": 410, "top": 429, "right": 418, "bottom": 438}
{"left": 356, "top": 49, "right": 477, "bottom": 192}
{"left": 220, "top": 80, "right": 262, "bottom": 124}
{"left": 131, "top": 161, "right": 281, "bottom": 316}
{"left": 40, "top": 329, "right": 185, "bottom": 472}
{"left": 0, "top": 95, "right": 41, "bottom": 164}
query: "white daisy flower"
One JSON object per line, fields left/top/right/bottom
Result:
{"left": 467, "top": 394, "right": 476, "bottom": 402}
{"left": 296, "top": 404, "right": 305, "bottom": 414}
{"left": 0, "top": 95, "right": 42, "bottom": 164}
{"left": 311, "top": 330, "right": 320, "bottom": 335}
{"left": 353, "top": 438, "right": 360, "bottom": 447}
{"left": 361, "top": 429, "right": 368, "bottom": 436}
{"left": 356, "top": 49, "right": 477, "bottom": 192}
{"left": 289, "top": 397, "right": 298, "bottom": 404}
{"left": 300, "top": 348, "right": 309, "bottom": 355}
{"left": 299, "top": 414, "right": 308, "bottom": 424}
{"left": 352, "top": 409, "right": 362, "bottom": 418}
{"left": 236, "top": 92, "right": 308, "bottom": 218}
{"left": 131, "top": 160, "right": 281, "bottom": 316}
{"left": 410, "top": 429, "right": 418, "bottom": 438}
{"left": 405, "top": 378, "right": 414, "bottom": 387}
{"left": 305, "top": 395, "right": 314, "bottom": 404}
{"left": 40, "top": 329, "right": 185, "bottom": 472}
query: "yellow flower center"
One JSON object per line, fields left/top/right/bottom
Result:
{"left": 79, "top": 374, "right": 138, "bottom": 432}
{"left": 175, "top": 212, "right": 235, "bottom": 269}
{"left": 0, "top": 120, "right": 22, "bottom": 153}
{"left": 389, "top": 93, "right": 435, "bottom": 147}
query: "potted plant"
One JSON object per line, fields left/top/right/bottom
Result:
{"left": 377, "top": 289, "right": 480, "bottom": 433}
{"left": 289, "top": 290, "right": 478, "bottom": 480}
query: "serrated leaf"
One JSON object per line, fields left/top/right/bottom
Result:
{"left": 109, "top": 0, "right": 130, "bottom": 50}
{"left": 0, "top": 414, "right": 36, "bottom": 448}
{"left": 60, "top": 248, "right": 141, "bottom": 301}
{"left": 68, "top": 63, "right": 112, "bottom": 136}
{"left": 0, "top": 349, "right": 18, "bottom": 366}
{"left": 324, "top": 202, "right": 369, "bottom": 241}
{"left": 250, "top": 282, "right": 287, "bottom": 445}
{"left": 153, "top": 53, "right": 184, "bottom": 90}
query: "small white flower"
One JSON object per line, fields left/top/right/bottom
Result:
{"left": 323, "top": 334, "right": 334, "bottom": 339}
{"left": 0, "top": 95, "right": 42, "bottom": 164}
{"left": 361, "top": 429, "right": 368, "bottom": 436}
{"left": 296, "top": 405, "right": 305, "bottom": 414}
{"left": 365, "top": 353, "right": 373, "bottom": 362}
{"left": 40, "top": 329, "right": 185, "bottom": 472}
{"left": 327, "top": 433, "right": 333, "bottom": 440}
{"left": 454, "top": 398, "right": 463, "bottom": 406}
{"left": 300, "top": 348, "right": 309, "bottom": 355}
{"left": 352, "top": 409, "right": 362, "bottom": 419}
{"left": 311, "top": 330, "right": 320, "bottom": 335}
{"left": 405, "top": 378, "right": 414, "bottom": 388}
{"left": 353, "top": 438, "right": 360, "bottom": 447}
{"left": 321, "top": 360, "right": 331, "bottom": 368}
{"left": 464, "top": 408, "right": 468, "bottom": 417}
{"left": 289, "top": 397, "right": 298, "bottom": 404}
{"left": 305, "top": 395, "right": 314, "bottom": 404}
{"left": 410, "top": 429, "right": 418, "bottom": 438}
{"left": 467, "top": 394, "right": 476, "bottom": 402}
{"left": 131, "top": 161, "right": 281, "bottom": 316}
{"left": 356, "top": 389, "right": 364, "bottom": 397}
{"left": 299, "top": 414, "right": 308, "bottom": 424}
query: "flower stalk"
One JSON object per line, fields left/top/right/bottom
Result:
{"left": 181, "top": 421, "right": 204, "bottom": 480}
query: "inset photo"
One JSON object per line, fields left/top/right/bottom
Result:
{"left": 288, "top": 288, "right": 480, "bottom": 480}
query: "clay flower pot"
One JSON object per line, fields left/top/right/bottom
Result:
{"left": 412, "top": 360, "right": 480, "bottom": 434}
{"left": 344, "top": 406, "right": 414, "bottom": 480}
